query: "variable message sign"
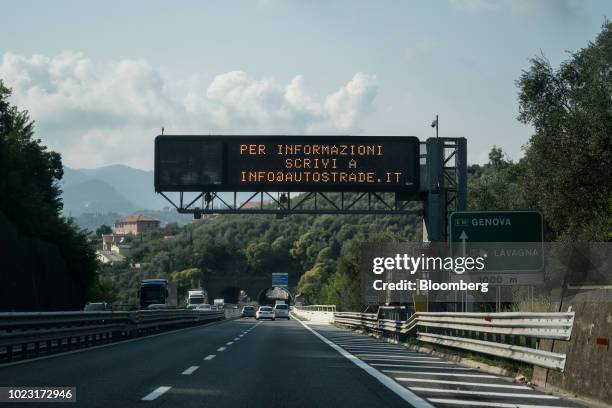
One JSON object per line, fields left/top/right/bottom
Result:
{"left": 449, "top": 211, "right": 544, "bottom": 285}
{"left": 154, "top": 135, "right": 420, "bottom": 192}
{"left": 272, "top": 273, "right": 289, "bottom": 288}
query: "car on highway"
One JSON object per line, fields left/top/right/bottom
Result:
{"left": 83, "top": 302, "right": 107, "bottom": 311}
{"left": 146, "top": 303, "right": 168, "bottom": 310}
{"left": 255, "top": 306, "right": 275, "bottom": 320}
{"left": 241, "top": 305, "right": 256, "bottom": 318}
{"left": 196, "top": 303, "right": 212, "bottom": 311}
{"left": 273, "top": 303, "right": 289, "bottom": 319}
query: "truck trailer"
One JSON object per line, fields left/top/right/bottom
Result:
{"left": 187, "top": 289, "right": 208, "bottom": 308}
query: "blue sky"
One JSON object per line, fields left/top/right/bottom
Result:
{"left": 0, "top": 0, "right": 610, "bottom": 169}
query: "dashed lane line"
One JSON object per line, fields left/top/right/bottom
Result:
{"left": 204, "top": 354, "right": 216, "bottom": 361}
{"left": 217, "top": 347, "right": 226, "bottom": 352}
{"left": 142, "top": 386, "right": 171, "bottom": 401}
{"left": 181, "top": 366, "right": 199, "bottom": 375}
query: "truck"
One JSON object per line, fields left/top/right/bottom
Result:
{"left": 186, "top": 289, "right": 208, "bottom": 308}
{"left": 139, "top": 279, "right": 178, "bottom": 309}
{"left": 213, "top": 298, "right": 225, "bottom": 310}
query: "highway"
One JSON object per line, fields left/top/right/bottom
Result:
{"left": 0, "top": 316, "right": 584, "bottom": 408}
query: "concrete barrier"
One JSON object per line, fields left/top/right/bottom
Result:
{"left": 532, "top": 290, "right": 612, "bottom": 405}
{"left": 292, "top": 307, "right": 335, "bottom": 324}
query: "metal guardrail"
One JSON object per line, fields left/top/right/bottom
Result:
{"left": 332, "top": 308, "right": 575, "bottom": 372}
{"left": 415, "top": 312, "right": 575, "bottom": 341}
{"left": 0, "top": 309, "right": 224, "bottom": 362}
{"left": 417, "top": 332, "right": 567, "bottom": 371}
{"left": 299, "top": 305, "right": 337, "bottom": 312}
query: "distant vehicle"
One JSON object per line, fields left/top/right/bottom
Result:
{"left": 241, "top": 305, "right": 256, "bottom": 318}
{"left": 275, "top": 300, "right": 286, "bottom": 306}
{"left": 187, "top": 289, "right": 208, "bottom": 308}
{"left": 84, "top": 302, "right": 107, "bottom": 311}
{"left": 273, "top": 303, "right": 289, "bottom": 319}
{"left": 139, "top": 279, "right": 177, "bottom": 309}
{"left": 146, "top": 303, "right": 168, "bottom": 310}
{"left": 213, "top": 298, "right": 225, "bottom": 309}
{"left": 256, "top": 306, "right": 275, "bottom": 320}
{"left": 196, "top": 304, "right": 212, "bottom": 311}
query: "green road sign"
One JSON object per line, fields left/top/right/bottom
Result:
{"left": 449, "top": 211, "right": 544, "bottom": 276}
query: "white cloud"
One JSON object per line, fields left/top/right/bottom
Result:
{"left": 0, "top": 52, "right": 378, "bottom": 169}
{"left": 324, "top": 72, "right": 377, "bottom": 130}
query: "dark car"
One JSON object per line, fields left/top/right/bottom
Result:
{"left": 241, "top": 305, "right": 256, "bottom": 318}
{"left": 83, "top": 302, "right": 107, "bottom": 312}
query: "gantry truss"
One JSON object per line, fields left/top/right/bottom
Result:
{"left": 158, "top": 191, "right": 422, "bottom": 217}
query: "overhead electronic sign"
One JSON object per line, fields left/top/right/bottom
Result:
{"left": 155, "top": 135, "right": 420, "bottom": 192}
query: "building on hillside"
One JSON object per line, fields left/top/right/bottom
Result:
{"left": 96, "top": 250, "right": 126, "bottom": 265}
{"left": 101, "top": 233, "right": 129, "bottom": 250}
{"left": 110, "top": 243, "right": 131, "bottom": 257}
{"left": 113, "top": 214, "right": 160, "bottom": 235}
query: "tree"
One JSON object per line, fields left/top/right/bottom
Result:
{"left": 516, "top": 21, "right": 612, "bottom": 240}
{"left": 96, "top": 224, "right": 112, "bottom": 238}
{"left": 467, "top": 148, "right": 527, "bottom": 211}
{"left": 0, "top": 79, "right": 98, "bottom": 307}
{"left": 87, "top": 275, "right": 119, "bottom": 304}
{"left": 488, "top": 146, "right": 505, "bottom": 169}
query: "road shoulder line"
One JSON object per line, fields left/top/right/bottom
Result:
{"left": 292, "top": 314, "right": 435, "bottom": 408}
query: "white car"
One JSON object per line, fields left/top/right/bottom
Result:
{"left": 256, "top": 306, "right": 275, "bottom": 320}
{"left": 273, "top": 303, "right": 289, "bottom": 319}
{"left": 196, "top": 304, "right": 212, "bottom": 311}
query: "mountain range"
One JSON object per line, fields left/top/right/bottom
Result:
{"left": 60, "top": 165, "right": 257, "bottom": 230}
{"left": 61, "top": 165, "right": 167, "bottom": 216}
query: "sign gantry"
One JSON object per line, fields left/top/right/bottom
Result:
{"left": 155, "top": 135, "right": 425, "bottom": 215}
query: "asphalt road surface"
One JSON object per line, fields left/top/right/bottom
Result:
{"left": 0, "top": 316, "right": 584, "bottom": 408}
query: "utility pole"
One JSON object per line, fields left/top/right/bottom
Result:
{"left": 431, "top": 115, "right": 439, "bottom": 138}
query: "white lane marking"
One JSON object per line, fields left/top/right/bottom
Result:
{"left": 356, "top": 354, "right": 440, "bottom": 360}
{"left": 293, "top": 315, "right": 434, "bottom": 408}
{"left": 181, "top": 366, "right": 199, "bottom": 375}
{"left": 336, "top": 344, "right": 416, "bottom": 349}
{"left": 427, "top": 399, "right": 568, "bottom": 408}
{"left": 204, "top": 354, "right": 216, "bottom": 360}
{"left": 379, "top": 365, "right": 474, "bottom": 371}
{"left": 234, "top": 337, "right": 240, "bottom": 341}
{"left": 226, "top": 341, "right": 234, "bottom": 345}
{"left": 336, "top": 344, "right": 419, "bottom": 349}
{"left": 396, "top": 378, "right": 531, "bottom": 389}
{"left": 360, "top": 358, "right": 448, "bottom": 363}
{"left": 410, "top": 388, "right": 559, "bottom": 399}
{"left": 344, "top": 348, "right": 424, "bottom": 354}
{"left": 142, "top": 386, "right": 171, "bottom": 401}
{"left": 217, "top": 347, "right": 226, "bottom": 352}
{"left": 383, "top": 370, "right": 497, "bottom": 378}
{"left": 239, "top": 334, "right": 244, "bottom": 337}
